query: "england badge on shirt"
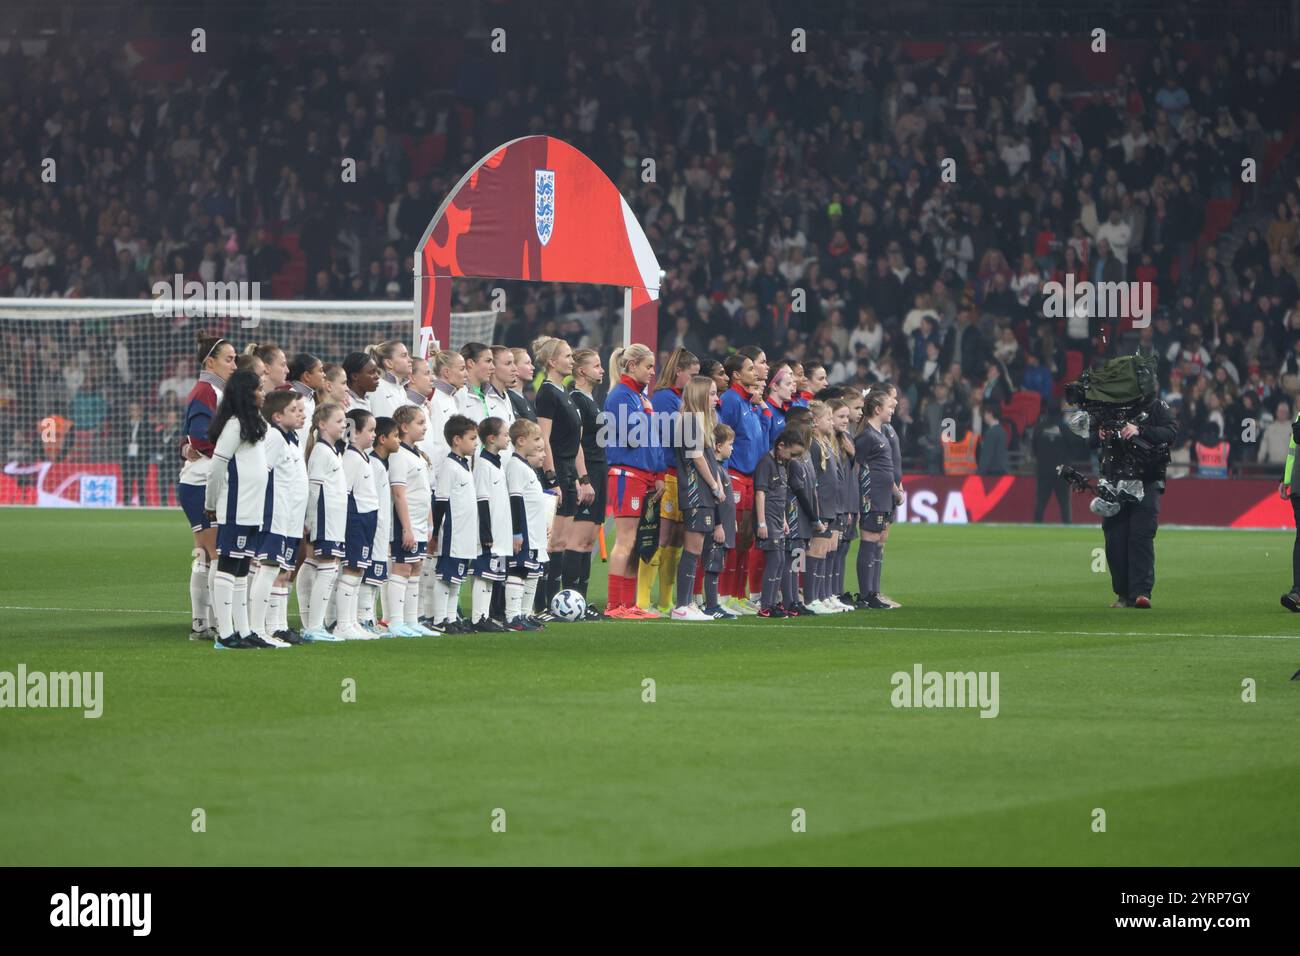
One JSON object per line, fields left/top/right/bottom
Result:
{"left": 535, "top": 169, "right": 555, "bottom": 246}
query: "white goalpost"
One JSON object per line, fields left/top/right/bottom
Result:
{"left": 0, "top": 298, "right": 494, "bottom": 507}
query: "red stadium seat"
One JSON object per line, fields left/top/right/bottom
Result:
{"left": 1000, "top": 390, "right": 1041, "bottom": 437}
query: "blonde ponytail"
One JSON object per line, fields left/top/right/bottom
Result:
{"left": 808, "top": 399, "right": 832, "bottom": 470}
{"left": 608, "top": 347, "right": 625, "bottom": 386}
{"left": 534, "top": 336, "right": 568, "bottom": 378}
{"left": 610, "top": 343, "right": 653, "bottom": 385}
{"left": 368, "top": 339, "right": 403, "bottom": 372}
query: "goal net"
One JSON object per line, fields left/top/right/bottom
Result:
{"left": 0, "top": 298, "right": 494, "bottom": 507}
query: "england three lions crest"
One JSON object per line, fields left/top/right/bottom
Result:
{"left": 535, "top": 169, "right": 555, "bottom": 246}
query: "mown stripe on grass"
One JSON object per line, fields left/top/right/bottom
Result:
{"left": 3, "top": 603, "right": 1298, "bottom": 641}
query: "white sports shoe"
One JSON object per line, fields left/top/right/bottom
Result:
{"left": 262, "top": 634, "right": 292, "bottom": 648}
{"left": 806, "top": 599, "right": 830, "bottom": 615}
{"left": 670, "top": 604, "right": 711, "bottom": 621}
{"left": 335, "top": 623, "right": 377, "bottom": 640}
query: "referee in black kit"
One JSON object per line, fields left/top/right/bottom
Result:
{"left": 533, "top": 337, "right": 594, "bottom": 610}
{"left": 567, "top": 348, "right": 608, "bottom": 615}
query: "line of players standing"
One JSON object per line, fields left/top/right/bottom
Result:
{"left": 603, "top": 344, "right": 904, "bottom": 620}
{"left": 178, "top": 331, "right": 905, "bottom": 648}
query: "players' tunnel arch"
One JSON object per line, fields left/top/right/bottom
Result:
{"left": 414, "top": 135, "right": 662, "bottom": 357}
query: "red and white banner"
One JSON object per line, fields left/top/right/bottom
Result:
{"left": 414, "top": 136, "right": 661, "bottom": 357}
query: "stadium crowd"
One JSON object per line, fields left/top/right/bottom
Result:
{"left": 4, "top": 20, "right": 1300, "bottom": 485}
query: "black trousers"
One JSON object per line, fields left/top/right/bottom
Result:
{"left": 1034, "top": 474, "right": 1072, "bottom": 524}
{"left": 1101, "top": 481, "right": 1161, "bottom": 601}
{"left": 122, "top": 457, "right": 147, "bottom": 504}
{"left": 1291, "top": 498, "right": 1300, "bottom": 592}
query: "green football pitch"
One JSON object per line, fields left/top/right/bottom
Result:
{"left": 1, "top": 508, "right": 1297, "bottom": 866}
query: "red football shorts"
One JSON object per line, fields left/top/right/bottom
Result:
{"left": 607, "top": 466, "right": 657, "bottom": 518}
{"left": 728, "top": 469, "right": 754, "bottom": 515}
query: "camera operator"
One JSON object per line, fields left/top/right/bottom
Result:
{"left": 1090, "top": 396, "right": 1177, "bottom": 609}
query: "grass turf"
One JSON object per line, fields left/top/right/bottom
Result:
{"left": 0, "top": 508, "right": 1297, "bottom": 866}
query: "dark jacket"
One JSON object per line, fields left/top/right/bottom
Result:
{"left": 1089, "top": 397, "right": 1178, "bottom": 485}
{"left": 977, "top": 422, "right": 1009, "bottom": 474}
{"left": 508, "top": 389, "right": 536, "bottom": 423}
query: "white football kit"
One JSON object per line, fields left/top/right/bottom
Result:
{"left": 434, "top": 452, "right": 479, "bottom": 560}
{"left": 474, "top": 451, "right": 513, "bottom": 557}
{"left": 262, "top": 426, "right": 308, "bottom": 536}
{"left": 307, "top": 441, "right": 347, "bottom": 544}
{"left": 370, "top": 455, "right": 391, "bottom": 563}
{"left": 343, "top": 446, "right": 379, "bottom": 514}
{"left": 206, "top": 418, "right": 268, "bottom": 527}
{"left": 388, "top": 443, "right": 432, "bottom": 540}
{"left": 505, "top": 452, "right": 549, "bottom": 556}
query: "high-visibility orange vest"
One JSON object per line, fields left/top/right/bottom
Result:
{"left": 943, "top": 433, "right": 978, "bottom": 475}
{"left": 1195, "top": 441, "right": 1228, "bottom": 476}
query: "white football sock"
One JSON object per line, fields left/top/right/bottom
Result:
{"left": 232, "top": 574, "right": 250, "bottom": 636}
{"left": 207, "top": 561, "right": 220, "bottom": 629}
{"left": 430, "top": 572, "right": 448, "bottom": 623}
{"left": 307, "top": 564, "right": 338, "bottom": 631}
{"left": 419, "top": 560, "right": 437, "bottom": 616}
{"left": 325, "top": 583, "right": 339, "bottom": 627}
{"left": 269, "top": 585, "right": 289, "bottom": 634}
{"left": 212, "top": 570, "right": 235, "bottom": 638}
{"left": 505, "top": 577, "right": 524, "bottom": 621}
{"left": 296, "top": 561, "right": 317, "bottom": 629}
{"left": 248, "top": 563, "right": 277, "bottom": 635}
{"left": 440, "top": 580, "right": 461, "bottom": 623}
{"left": 405, "top": 574, "right": 423, "bottom": 624}
{"left": 358, "top": 582, "right": 376, "bottom": 625}
{"left": 279, "top": 584, "right": 293, "bottom": 631}
{"left": 522, "top": 576, "right": 539, "bottom": 613}
{"left": 386, "top": 575, "right": 407, "bottom": 625}
{"left": 337, "top": 573, "right": 360, "bottom": 630}
{"left": 189, "top": 554, "right": 209, "bottom": 631}
{"left": 471, "top": 577, "right": 491, "bottom": 623}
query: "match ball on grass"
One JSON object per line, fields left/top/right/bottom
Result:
{"left": 550, "top": 589, "right": 586, "bottom": 622}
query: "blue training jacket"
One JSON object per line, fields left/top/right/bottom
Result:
{"left": 603, "top": 377, "right": 661, "bottom": 474}
{"left": 650, "top": 386, "right": 682, "bottom": 473}
{"left": 764, "top": 400, "right": 786, "bottom": 445}
{"left": 719, "top": 383, "right": 766, "bottom": 475}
